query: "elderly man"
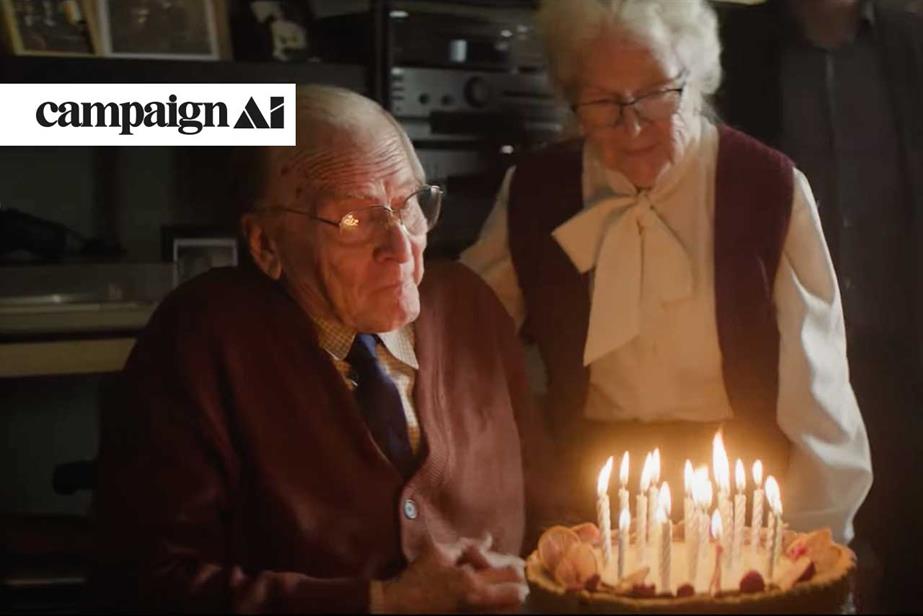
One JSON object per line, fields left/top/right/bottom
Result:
{"left": 92, "top": 86, "right": 541, "bottom": 613}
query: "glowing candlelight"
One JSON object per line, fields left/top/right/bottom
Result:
{"left": 711, "top": 509, "right": 723, "bottom": 540}
{"left": 648, "top": 449, "right": 661, "bottom": 546}
{"left": 732, "top": 459, "right": 746, "bottom": 576}
{"left": 597, "top": 456, "right": 614, "bottom": 567}
{"left": 712, "top": 432, "right": 730, "bottom": 493}
{"left": 712, "top": 432, "right": 732, "bottom": 577}
{"left": 709, "top": 510, "right": 724, "bottom": 596}
{"left": 703, "top": 473, "right": 713, "bottom": 511}
{"left": 690, "top": 466, "right": 710, "bottom": 591}
{"left": 765, "top": 475, "right": 783, "bottom": 580}
{"left": 684, "top": 460, "right": 693, "bottom": 498}
{"left": 619, "top": 451, "right": 630, "bottom": 515}
{"left": 638, "top": 452, "right": 652, "bottom": 560}
{"left": 683, "top": 460, "right": 695, "bottom": 565}
{"left": 658, "top": 482, "right": 673, "bottom": 594}
{"left": 618, "top": 507, "right": 630, "bottom": 580}
{"left": 751, "top": 460, "right": 764, "bottom": 549}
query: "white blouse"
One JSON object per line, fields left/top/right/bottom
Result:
{"left": 460, "top": 118, "right": 872, "bottom": 544}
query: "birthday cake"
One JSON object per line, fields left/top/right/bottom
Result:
{"left": 526, "top": 523, "right": 855, "bottom": 614}
{"left": 526, "top": 440, "right": 855, "bottom": 613}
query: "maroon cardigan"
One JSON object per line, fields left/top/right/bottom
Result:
{"left": 507, "top": 125, "right": 793, "bottom": 509}
{"left": 92, "top": 262, "right": 546, "bottom": 613}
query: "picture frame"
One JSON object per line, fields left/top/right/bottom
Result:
{"left": 172, "top": 237, "right": 238, "bottom": 287}
{"left": 95, "top": 0, "right": 220, "bottom": 60}
{"left": 0, "top": 0, "right": 100, "bottom": 57}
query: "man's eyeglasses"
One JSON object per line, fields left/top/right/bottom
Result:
{"left": 572, "top": 77, "right": 686, "bottom": 129}
{"left": 267, "top": 185, "right": 444, "bottom": 245}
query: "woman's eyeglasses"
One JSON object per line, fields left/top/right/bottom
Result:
{"left": 572, "top": 77, "right": 687, "bottom": 129}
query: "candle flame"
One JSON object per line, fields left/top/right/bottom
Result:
{"left": 620, "top": 451, "right": 630, "bottom": 487}
{"left": 619, "top": 507, "right": 631, "bottom": 531}
{"left": 655, "top": 502, "right": 668, "bottom": 526}
{"left": 597, "top": 456, "right": 614, "bottom": 497}
{"left": 640, "top": 452, "right": 653, "bottom": 492}
{"left": 735, "top": 459, "right": 746, "bottom": 493}
{"left": 765, "top": 475, "right": 782, "bottom": 515}
{"left": 704, "top": 479, "right": 714, "bottom": 509}
{"left": 659, "top": 481, "right": 672, "bottom": 517}
{"left": 711, "top": 509, "right": 723, "bottom": 541}
{"left": 712, "top": 431, "right": 730, "bottom": 494}
{"left": 692, "top": 466, "right": 709, "bottom": 506}
{"left": 652, "top": 448, "right": 662, "bottom": 484}
{"left": 753, "top": 460, "right": 763, "bottom": 487}
{"left": 684, "top": 460, "right": 694, "bottom": 497}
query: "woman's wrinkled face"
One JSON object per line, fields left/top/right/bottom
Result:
{"left": 573, "top": 31, "right": 695, "bottom": 189}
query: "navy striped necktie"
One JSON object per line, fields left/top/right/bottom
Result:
{"left": 346, "top": 333, "right": 416, "bottom": 478}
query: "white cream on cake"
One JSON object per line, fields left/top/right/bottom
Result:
{"left": 597, "top": 533, "right": 799, "bottom": 594}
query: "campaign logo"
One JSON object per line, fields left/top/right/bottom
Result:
{"left": 0, "top": 84, "right": 295, "bottom": 146}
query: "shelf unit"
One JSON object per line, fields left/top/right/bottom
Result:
{"left": 0, "top": 337, "right": 135, "bottom": 378}
{"left": 0, "top": 55, "right": 368, "bottom": 90}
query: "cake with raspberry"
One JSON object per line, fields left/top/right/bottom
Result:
{"left": 526, "top": 523, "right": 854, "bottom": 613}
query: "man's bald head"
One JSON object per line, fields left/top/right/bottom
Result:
{"left": 234, "top": 86, "right": 424, "bottom": 215}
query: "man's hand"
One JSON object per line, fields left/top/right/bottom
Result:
{"left": 376, "top": 535, "right": 528, "bottom": 613}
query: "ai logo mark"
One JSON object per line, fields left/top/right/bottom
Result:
{"left": 235, "top": 97, "right": 284, "bottom": 129}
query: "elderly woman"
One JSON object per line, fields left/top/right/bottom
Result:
{"left": 462, "top": 0, "right": 872, "bottom": 544}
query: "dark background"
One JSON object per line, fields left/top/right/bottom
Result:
{"left": 0, "top": 0, "right": 916, "bottom": 613}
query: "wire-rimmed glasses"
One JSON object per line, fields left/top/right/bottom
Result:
{"left": 268, "top": 184, "right": 444, "bottom": 245}
{"left": 572, "top": 76, "right": 687, "bottom": 129}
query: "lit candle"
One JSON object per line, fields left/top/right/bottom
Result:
{"left": 709, "top": 510, "right": 724, "bottom": 596}
{"left": 619, "top": 451, "right": 630, "bottom": 516}
{"left": 596, "top": 456, "right": 614, "bottom": 567}
{"left": 648, "top": 448, "right": 661, "bottom": 545}
{"left": 712, "top": 432, "right": 732, "bottom": 578}
{"left": 704, "top": 474, "right": 714, "bottom": 512}
{"left": 683, "top": 460, "right": 695, "bottom": 581}
{"left": 701, "top": 470, "right": 713, "bottom": 592}
{"left": 618, "top": 507, "right": 630, "bottom": 580}
{"left": 751, "top": 460, "right": 764, "bottom": 550}
{"left": 691, "top": 466, "right": 711, "bottom": 591}
{"left": 733, "top": 459, "right": 746, "bottom": 577}
{"left": 658, "top": 482, "right": 673, "bottom": 594}
{"left": 683, "top": 460, "right": 694, "bottom": 530}
{"left": 766, "top": 509, "right": 775, "bottom": 565}
{"left": 638, "top": 452, "right": 652, "bottom": 560}
{"left": 765, "top": 476, "right": 783, "bottom": 581}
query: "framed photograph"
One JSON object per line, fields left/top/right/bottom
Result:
{"left": 172, "top": 237, "right": 237, "bottom": 287}
{"left": 0, "top": 0, "right": 99, "bottom": 56}
{"left": 96, "top": 0, "right": 220, "bottom": 60}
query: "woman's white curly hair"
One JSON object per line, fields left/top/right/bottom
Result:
{"left": 536, "top": 0, "right": 723, "bottom": 107}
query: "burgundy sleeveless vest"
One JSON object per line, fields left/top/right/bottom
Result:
{"left": 507, "top": 125, "right": 792, "bottom": 470}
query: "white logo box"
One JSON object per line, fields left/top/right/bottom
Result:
{"left": 0, "top": 83, "right": 296, "bottom": 146}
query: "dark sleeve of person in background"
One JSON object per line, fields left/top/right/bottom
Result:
{"left": 90, "top": 288, "right": 371, "bottom": 613}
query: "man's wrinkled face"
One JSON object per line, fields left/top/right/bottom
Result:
{"left": 268, "top": 122, "right": 426, "bottom": 333}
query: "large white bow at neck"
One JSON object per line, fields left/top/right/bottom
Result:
{"left": 551, "top": 132, "right": 701, "bottom": 366}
